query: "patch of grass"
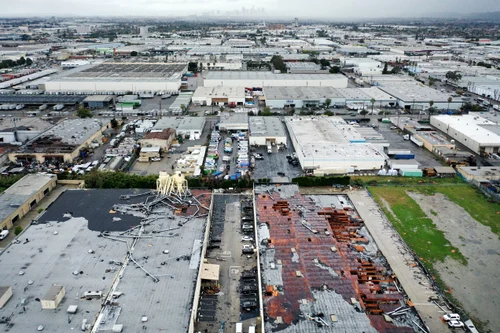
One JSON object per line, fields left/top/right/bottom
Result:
{"left": 429, "top": 209, "right": 438, "bottom": 216}
{"left": 413, "top": 185, "right": 500, "bottom": 238}
{"left": 352, "top": 175, "right": 465, "bottom": 187}
{"left": 369, "top": 186, "right": 467, "bottom": 265}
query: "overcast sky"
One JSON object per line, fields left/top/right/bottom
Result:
{"left": 3, "top": 0, "right": 498, "bottom": 18}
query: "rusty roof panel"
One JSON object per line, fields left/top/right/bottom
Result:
{"left": 256, "top": 185, "right": 421, "bottom": 333}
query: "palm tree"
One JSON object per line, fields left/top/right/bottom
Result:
{"left": 370, "top": 98, "right": 376, "bottom": 115}
{"left": 447, "top": 97, "right": 452, "bottom": 113}
{"left": 428, "top": 100, "right": 434, "bottom": 121}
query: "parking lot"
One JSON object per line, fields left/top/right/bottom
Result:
{"left": 195, "top": 194, "right": 259, "bottom": 333}
{"left": 375, "top": 121, "right": 444, "bottom": 168}
{"left": 129, "top": 119, "right": 214, "bottom": 175}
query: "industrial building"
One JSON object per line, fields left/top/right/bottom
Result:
{"left": 431, "top": 115, "right": 500, "bottom": 155}
{"left": 256, "top": 184, "right": 421, "bottom": 333}
{"left": 204, "top": 72, "right": 348, "bottom": 88}
{"left": 192, "top": 86, "right": 245, "bottom": 106}
{"left": 285, "top": 116, "right": 385, "bottom": 173}
{"left": 378, "top": 83, "right": 462, "bottom": 110}
{"left": 0, "top": 117, "right": 52, "bottom": 145}
{"left": 139, "top": 128, "right": 176, "bottom": 153}
{"left": 0, "top": 173, "right": 57, "bottom": 231}
{"left": 82, "top": 95, "right": 115, "bottom": 109}
{"left": 248, "top": 116, "right": 287, "bottom": 146}
{"left": 9, "top": 118, "right": 112, "bottom": 163}
{"left": 457, "top": 166, "right": 500, "bottom": 181}
{"left": 154, "top": 116, "right": 205, "bottom": 140}
{"left": 44, "top": 62, "right": 187, "bottom": 93}
{"left": 413, "top": 131, "right": 456, "bottom": 152}
{"left": 264, "top": 86, "right": 345, "bottom": 109}
{"left": 0, "top": 188, "right": 212, "bottom": 333}
{"left": 218, "top": 112, "right": 248, "bottom": 131}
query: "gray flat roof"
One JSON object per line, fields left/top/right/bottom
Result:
{"left": 249, "top": 116, "right": 286, "bottom": 138}
{"left": 0, "top": 173, "right": 55, "bottom": 224}
{"left": 264, "top": 86, "right": 344, "bottom": 100}
{"left": 83, "top": 95, "right": 114, "bottom": 102}
{"left": 219, "top": 112, "right": 248, "bottom": 125}
{"left": 41, "top": 118, "right": 108, "bottom": 146}
{"left": 0, "top": 188, "right": 209, "bottom": 333}
{"left": 378, "top": 83, "right": 458, "bottom": 103}
{"left": 68, "top": 62, "right": 187, "bottom": 79}
{"left": 155, "top": 116, "right": 206, "bottom": 131}
{"left": 206, "top": 71, "right": 346, "bottom": 81}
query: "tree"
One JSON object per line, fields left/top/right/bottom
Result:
{"left": 111, "top": 118, "right": 118, "bottom": 128}
{"left": 319, "top": 59, "right": 330, "bottom": 67}
{"left": 17, "top": 57, "right": 26, "bottom": 66}
{"left": 445, "top": 71, "right": 462, "bottom": 83}
{"left": 359, "top": 110, "right": 369, "bottom": 119}
{"left": 77, "top": 107, "right": 93, "bottom": 118}
{"left": 382, "top": 63, "right": 389, "bottom": 74}
{"left": 428, "top": 100, "right": 435, "bottom": 120}
{"left": 262, "top": 106, "right": 272, "bottom": 116}
{"left": 324, "top": 111, "right": 334, "bottom": 116}
{"left": 188, "top": 62, "right": 198, "bottom": 72}
{"left": 130, "top": 51, "right": 138, "bottom": 56}
{"left": 447, "top": 97, "right": 452, "bottom": 112}
{"left": 14, "top": 226, "right": 23, "bottom": 236}
{"left": 270, "top": 55, "right": 287, "bottom": 73}
{"left": 391, "top": 66, "right": 401, "bottom": 74}
{"left": 181, "top": 104, "right": 187, "bottom": 113}
{"left": 325, "top": 98, "right": 332, "bottom": 109}
{"left": 370, "top": 98, "right": 376, "bottom": 114}
{"left": 329, "top": 66, "right": 340, "bottom": 74}
{"left": 26, "top": 58, "right": 33, "bottom": 66}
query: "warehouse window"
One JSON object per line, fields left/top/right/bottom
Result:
{"left": 43, "top": 188, "right": 49, "bottom": 195}
{"left": 12, "top": 215, "right": 19, "bottom": 224}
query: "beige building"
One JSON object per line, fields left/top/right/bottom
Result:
{"left": 138, "top": 146, "right": 161, "bottom": 162}
{"left": 9, "top": 118, "right": 112, "bottom": 163}
{"left": 41, "top": 285, "right": 65, "bottom": 309}
{"left": 0, "top": 173, "right": 57, "bottom": 231}
{"left": 139, "top": 128, "right": 176, "bottom": 153}
{"left": 0, "top": 286, "right": 13, "bottom": 309}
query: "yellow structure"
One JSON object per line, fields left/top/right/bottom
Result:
{"left": 156, "top": 171, "right": 189, "bottom": 196}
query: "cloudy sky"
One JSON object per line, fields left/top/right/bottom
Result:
{"left": 3, "top": 0, "right": 499, "bottom": 17}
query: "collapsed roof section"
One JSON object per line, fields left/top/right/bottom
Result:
{"left": 256, "top": 184, "right": 420, "bottom": 333}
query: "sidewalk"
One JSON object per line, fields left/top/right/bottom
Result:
{"left": 348, "top": 190, "right": 448, "bottom": 333}
{"left": 0, "top": 185, "right": 68, "bottom": 249}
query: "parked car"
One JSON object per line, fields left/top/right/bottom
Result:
{"left": 0, "top": 230, "right": 9, "bottom": 240}
{"left": 151, "top": 157, "right": 161, "bottom": 162}
{"left": 241, "top": 236, "right": 254, "bottom": 242}
{"left": 443, "top": 313, "right": 460, "bottom": 321}
{"left": 448, "top": 320, "right": 464, "bottom": 328}
{"left": 277, "top": 172, "right": 285, "bottom": 176}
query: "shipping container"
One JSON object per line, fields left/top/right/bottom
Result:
{"left": 393, "top": 154, "right": 415, "bottom": 160}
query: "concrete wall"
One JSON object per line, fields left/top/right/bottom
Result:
{"left": 249, "top": 136, "right": 287, "bottom": 146}
{"left": 0, "top": 176, "right": 57, "bottom": 231}
{"left": 204, "top": 77, "right": 348, "bottom": 88}
{"left": 0, "top": 132, "right": 16, "bottom": 143}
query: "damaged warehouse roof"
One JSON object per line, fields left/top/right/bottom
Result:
{"left": 0, "top": 188, "right": 211, "bottom": 333}
{"left": 255, "top": 184, "right": 421, "bottom": 333}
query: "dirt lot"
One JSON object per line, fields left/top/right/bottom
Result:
{"left": 407, "top": 192, "right": 500, "bottom": 332}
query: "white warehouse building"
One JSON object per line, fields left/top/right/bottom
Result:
{"left": 285, "top": 116, "right": 385, "bottom": 174}
{"left": 430, "top": 115, "right": 500, "bottom": 155}
{"left": 249, "top": 117, "right": 287, "bottom": 146}
{"left": 204, "top": 72, "right": 348, "bottom": 88}
{"left": 192, "top": 86, "right": 245, "bottom": 106}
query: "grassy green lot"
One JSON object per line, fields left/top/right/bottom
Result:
{"left": 368, "top": 186, "right": 467, "bottom": 265}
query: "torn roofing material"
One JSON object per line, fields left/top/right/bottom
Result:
{"left": 256, "top": 185, "right": 418, "bottom": 333}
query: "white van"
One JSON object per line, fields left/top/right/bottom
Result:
{"left": 0, "top": 230, "right": 9, "bottom": 240}
{"left": 235, "top": 323, "right": 243, "bottom": 333}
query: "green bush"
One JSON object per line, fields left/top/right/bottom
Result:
{"left": 14, "top": 226, "right": 23, "bottom": 235}
{"left": 37, "top": 207, "right": 44, "bottom": 214}
{"left": 292, "top": 176, "right": 350, "bottom": 187}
